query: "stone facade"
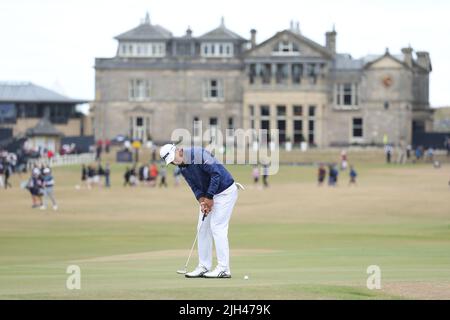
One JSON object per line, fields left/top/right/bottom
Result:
{"left": 93, "top": 16, "right": 432, "bottom": 147}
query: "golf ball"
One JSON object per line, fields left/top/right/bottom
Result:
{"left": 244, "top": 275, "right": 249, "bottom": 280}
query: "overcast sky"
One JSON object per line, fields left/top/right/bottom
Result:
{"left": 1, "top": 0, "right": 449, "bottom": 107}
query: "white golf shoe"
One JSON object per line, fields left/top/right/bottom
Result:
{"left": 203, "top": 266, "right": 231, "bottom": 279}
{"left": 185, "top": 266, "right": 209, "bottom": 278}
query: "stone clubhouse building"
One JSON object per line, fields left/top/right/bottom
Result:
{"left": 93, "top": 14, "right": 433, "bottom": 148}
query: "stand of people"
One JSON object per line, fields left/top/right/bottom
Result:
{"left": 318, "top": 163, "right": 357, "bottom": 187}
{"left": 123, "top": 161, "right": 169, "bottom": 188}
{"left": 81, "top": 163, "right": 111, "bottom": 189}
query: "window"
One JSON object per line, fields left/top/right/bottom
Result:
{"left": 136, "top": 117, "right": 143, "bottom": 127}
{"left": 276, "top": 64, "right": 288, "bottom": 84}
{"left": 293, "top": 120, "right": 303, "bottom": 143}
{"left": 293, "top": 105, "right": 303, "bottom": 116}
{"left": 119, "top": 42, "right": 165, "bottom": 57}
{"left": 260, "top": 105, "right": 270, "bottom": 117}
{"left": 344, "top": 84, "right": 352, "bottom": 105}
{"left": 0, "top": 103, "right": 16, "bottom": 123}
{"left": 261, "top": 64, "right": 271, "bottom": 84}
{"left": 209, "top": 117, "right": 218, "bottom": 126}
{"left": 177, "top": 43, "right": 192, "bottom": 56}
{"left": 201, "top": 42, "right": 233, "bottom": 57}
{"left": 307, "top": 64, "right": 317, "bottom": 84}
{"left": 277, "top": 105, "right": 286, "bottom": 116}
{"left": 228, "top": 117, "right": 234, "bottom": 129}
{"left": 336, "top": 83, "right": 359, "bottom": 107}
{"left": 277, "top": 120, "right": 286, "bottom": 143}
{"left": 203, "top": 79, "right": 224, "bottom": 100}
{"left": 308, "top": 120, "right": 315, "bottom": 144}
{"left": 129, "top": 79, "right": 151, "bottom": 101}
{"left": 260, "top": 120, "right": 271, "bottom": 143}
{"left": 249, "top": 105, "right": 255, "bottom": 130}
{"left": 249, "top": 105, "right": 254, "bottom": 116}
{"left": 273, "top": 41, "right": 300, "bottom": 55}
{"left": 210, "top": 80, "right": 218, "bottom": 98}
{"left": 308, "top": 106, "right": 316, "bottom": 117}
{"left": 292, "top": 64, "right": 302, "bottom": 84}
{"left": 193, "top": 117, "right": 201, "bottom": 137}
{"left": 249, "top": 64, "right": 256, "bottom": 84}
{"left": 352, "top": 118, "right": 363, "bottom": 138}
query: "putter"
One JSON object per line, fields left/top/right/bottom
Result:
{"left": 176, "top": 213, "right": 207, "bottom": 274}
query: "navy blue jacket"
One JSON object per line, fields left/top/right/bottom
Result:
{"left": 179, "top": 147, "right": 234, "bottom": 200}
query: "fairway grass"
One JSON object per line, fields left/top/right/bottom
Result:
{"left": 0, "top": 162, "right": 449, "bottom": 299}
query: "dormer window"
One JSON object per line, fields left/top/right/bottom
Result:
{"left": 201, "top": 43, "right": 233, "bottom": 58}
{"left": 272, "top": 41, "right": 300, "bottom": 56}
{"left": 119, "top": 42, "right": 166, "bottom": 58}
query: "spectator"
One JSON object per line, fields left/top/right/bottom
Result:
{"left": 340, "top": 150, "right": 348, "bottom": 170}
{"left": 349, "top": 165, "right": 357, "bottom": 186}
{"left": 328, "top": 164, "right": 338, "bottom": 187}
{"left": 159, "top": 165, "right": 167, "bottom": 188}
{"left": 81, "top": 164, "right": 87, "bottom": 187}
{"left": 124, "top": 167, "right": 131, "bottom": 187}
{"left": 149, "top": 162, "right": 158, "bottom": 187}
{"left": 0, "top": 160, "right": 4, "bottom": 188}
{"left": 104, "top": 163, "right": 111, "bottom": 188}
{"left": 27, "top": 168, "right": 43, "bottom": 208}
{"left": 385, "top": 144, "right": 393, "bottom": 164}
{"left": 129, "top": 166, "right": 138, "bottom": 186}
{"left": 4, "top": 160, "right": 12, "bottom": 189}
{"left": 318, "top": 164, "right": 326, "bottom": 186}
{"left": 262, "top": 164, "right": 269, "bottom": 188}
{"left": 415, "top": 146, "right": 423, "bottom": 162}
{"left": 87, "top": 165, "right": 96, "bottom": 189}
{"left": 425, "top": 148, "right": 434, "bottom": 163}
{"left": 138, "top": 164, "right": 145, "bottom": 183}
{"left": 105, "top": 139, "right": 111, "bottom": 153}
{"left": 444, "top": 137, "right": 450, "bottom": 157}
{"left": 252, "top": 166, "right": 260, "bottom": 186}
{"left": 406, "top": 144, "right": 412, "bottom": 161}
{"left": 41, "top": 167, "right": 58, "bottom": 211}
{"left": 95, "top": 140, "right": 103, "bottom": 161}
{"left": 97, "top": 163, "right": 105, "bottom": 186}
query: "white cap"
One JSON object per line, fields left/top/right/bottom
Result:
{"left": 43, "top": 168, "right": 51, "bottom": 174}
{"left": 159, "top": 144, "right": 176, "bottom": 165}
{"left": 32, "top": 168, "right": 40, "bottom": 176}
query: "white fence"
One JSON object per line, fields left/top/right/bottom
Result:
{"left": 27, "top": 153, "right": 95, "bottom": 170}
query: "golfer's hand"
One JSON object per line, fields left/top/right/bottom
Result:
{"left": 199, "top": 197, "right": 213, "bottom": 215}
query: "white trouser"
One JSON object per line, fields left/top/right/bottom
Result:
{"left": 197, "top": 183, "right": 238, "bottom": 273}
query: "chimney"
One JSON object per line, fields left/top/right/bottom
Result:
{"left": 250, "top": 29, "right": 257, "bottom": 49}
{"left": 416, "top": 51, "right": 432, "bottom": 71}
{"left": 186, "top": 26, "right": 192, "bottom": 38}
{"left": 325, "top": 28, "right": 337, "bottom": 54}
{"left": 401, "top": 47, "right": 413, "bottom": 68}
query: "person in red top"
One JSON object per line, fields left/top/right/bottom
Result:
{"left": 47, "top": 150, "right": 54, "bottom": 159}
{"left": 149, "top": 162, "right": 158, "bottom": 187}
{"left": 105, "top": 139, "right": 111, "bottom": 153}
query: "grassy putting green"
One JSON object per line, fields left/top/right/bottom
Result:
{"left": 0, "top": 162, "right": 449, "bottom": 299}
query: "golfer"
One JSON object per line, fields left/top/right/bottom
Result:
{"left": 160, "top": 144, "right": 238, "bottom": 278}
